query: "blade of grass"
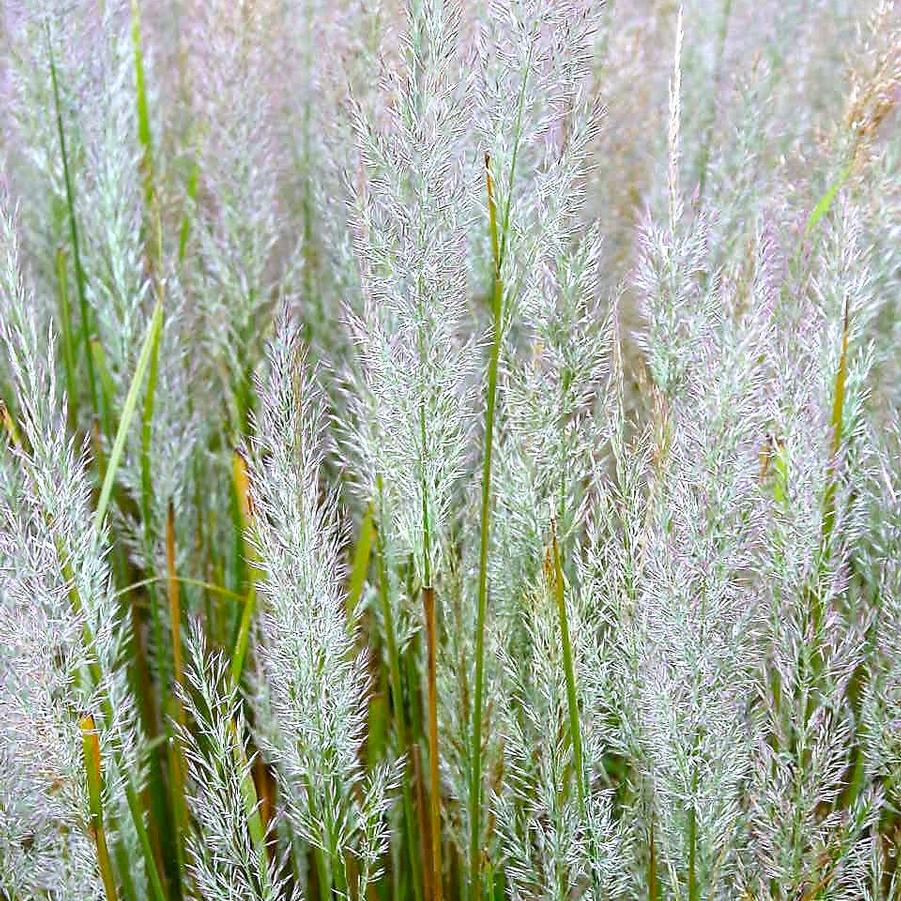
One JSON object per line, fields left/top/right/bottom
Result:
{"left": 129, "top": 0, "right": 154, "bottom": 216}
{"left": 94, "top": 298, "right": 164, "bottom": 536}
{"left": 806, "top": 160, "right": 853, "bottom": 237}
{"left": 228, "top": 718, "right": 273, "bottom": 894}
{"left": 374, "top": 482, "right": 424, "bottom": 901}
{"left": 45, "top": 18, "right": 99, "bottom": 421}
{"left": 468, "top": 150, "right": 504, "bottom": 899}
{"left": 167, "top": 502, "right": 185, "bottom": 704}
{"left": 90, "top": 313, "right": 174, "bottom": 885}
{"left": 423, "top": 582, "right": 441, "bottom": 901}
{"left": 138, "top": 301, "right": 171, "bottom": 700}
{"left": 136, "top": 294, "right": 178, "bottom": 718}
{"left": 115, "top": 575, "right": 245, "bottom": 604}
{"left": 165, "top": 502, "right": 190, "bottom": 884}
{"left": 347, "top": 499, "right": 375, "bottom": 612}
{"left": 468, "top": 51, "right": 532, "bottom": 893}
{"left": 229, "top": 448, "right": 258, "bottom": 683}
{"left": 55, "top": 247, "right": 78, "bottom": 428}
{"left": 177, "top": 156, "right": 200, "bottom": 264}
{"left": 0, "top": 400, "right": 21, "bottom": 449}
{"left": 548, "top": 523, "right": 585, "bottom": 813}
{"left": 124, "top": 45, "right": 172, "bottom": 862}
{"left": 80, "top": 713, "right": 119, "bottom": 901}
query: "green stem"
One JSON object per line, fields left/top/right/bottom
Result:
{"left": 229, "top": 719, "right": 273, "bottom": 895}
{"left": 376, "top": 482, "right": 424, "bottom": 901}
{"left": 138, "top": 318, "right": 189, "bottom": 898}
{"left": 468, "top": 151, "right": 504, "bottom": 897}
{"left": 550, "top": 524, "right": 585, "bottom": 813}
{"left": 115, "top": 574, "right": 244, "bottom": 604}
{"left": 94, "top": 299, "right": 164, "bottom": 535}
{"left": 140, "top": 309, "right": 169, "bottom": 697}
{"left": 806, "top": 159, "right": 854, "bottom": 237}
{"left": 806, "top": 296, "right": 851, "bottom": 712}
{"left": 331, "top": 838, "right": 350, "bottom": 899}
{"left": 229, "top": 449, "right": 258, "bottom": 683}
{"left": 45, "top": 19, "right": 99, "bottom": 421}
{"left": 468, "top": 49, "right": 532, "bottom": 892}
{"left": 177, "top": 157, "right": 200, "bottom": 264}
{"left": 687, "top": 798, "right": 698, "bottom": 901}
{"left": 55, "top": 248, "right": 78, "bottom": 429}
{"left": 312, "top": 841, "right": 330, "bottom": 901}
{"left": 498, "top": 43, "right": 533, "bottom": 267}
{"left": 347, "top": 500, "right": 376, "bottom": 612}
{"left": 424, "top": 583, "right": 442, "bottom": 900}
{"left": 129, "top": 0, "right": 155, "bottom": 218}
{"left": 90, "top": 340, "right": 118, "bottom": 451}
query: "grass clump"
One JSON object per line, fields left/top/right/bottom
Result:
{"left": 0, "top": 0, "right": 899, "bottom": 898}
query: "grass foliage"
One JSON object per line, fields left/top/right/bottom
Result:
{"left": 0, "top": 0, "right": 899, "bottom": 898}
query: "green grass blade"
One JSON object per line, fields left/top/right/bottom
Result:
{"left": 374, "top": 495, "right": 424, "bottom": 901}
{"left": 138, "top": 306, "right": 168, "bottom": 697}
{"left": 94, "top": 299, "right": 164, "bottom": 535}
{"left": 55, "top": 247, "right": 78, "bottom": 428}
{"left": 468, "top": 151, "right": 504, "bottom": 897}
{"left": 45, "top": 19, "right": 100, "bottom": 422}
{"left": 549, "top": 524, "right": 585, "bottom": 813}
{"left": 229, "top": 449, "right": 258, "bottom": 683}
{"left": 423, "top": 583, "right": 442, "bottom": 900}
{"left": 129, "top": 0, "right": 154, "bottom": 208}
{"left": 806, "top": 160, "right": 852, "bottom": 236}
{"left": 228, "top": 719, "right": 273, "bottom": 894}
{"left": 230, "top": 583, "right": 258, "bottom": 684}
{"left": 115, "top": 575, "right": 245, "bottom": 604}
{"left": 347, "top": 499, "right": 375, "bottom": 611}
{"left": 177, "top": 158, "right": 200, "bottom": 264}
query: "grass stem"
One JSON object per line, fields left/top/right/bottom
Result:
{"left": 80, "top": 712, "right": 119, "bottom": 901}
{"left": 423, "top": 583, "right": 442, "bottom": 900}
{"left": 375, "top": 481, "right": 424, "bottom": 901}
{"left": 468, "top": 149, "right": 504, "bottom": 899}
{"left": 94, "top": 299, "right": 164, "bottom": 536}
{"left": 229, "top": 448, "right": 258, "bottom": 683}
{"left": 55, "top": 247, "right": 78, "bottom": 429}
{"left": 549, "top": 523, "right": 585, "bottom": 813}
{"left": 45, "top": 19, "right": 99, "bottom": 421}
